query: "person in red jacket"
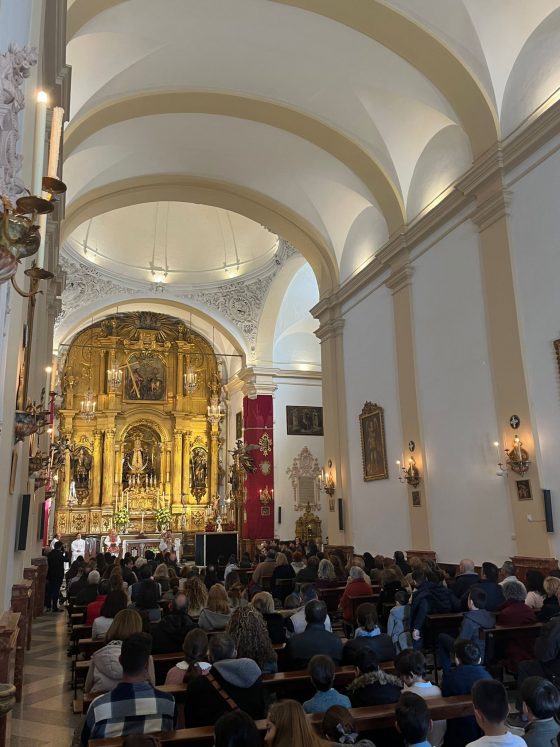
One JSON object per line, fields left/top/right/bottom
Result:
{"left": 496, "top": 579, "right": 537, "bottom": 671}
{"left": 86, "top": 579, "right": 110, "bottom": 625}
{"left": 340, "top": 567, "right": 373, "bottom": 627}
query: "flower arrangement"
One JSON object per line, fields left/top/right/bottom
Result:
{"left": 114, "top": 507, "right": 130, "bottom": 531}
{"left": 154, "top": 507, "right": 171, "bottom": 531}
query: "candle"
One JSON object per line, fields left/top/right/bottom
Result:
{"left": 47, "top": 106, "right": 64, "bottom": 178}
{"left": 32, "top": 91, "right": 48, "bottom": 197}
{"left": 493, "top": 441, "right": 501, "bottom": 463}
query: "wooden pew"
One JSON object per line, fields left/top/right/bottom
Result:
{"left": 480, "top": 623, "right": 542, "bottom": 671}
{"left": 348, "top": 594, "right": 380, "bottom": 627}
{"left": 10, "top": 580, "right": 32, "bottom": 702}
{"left": 425, "top": 612, "right": 464, "bottom": 682}
{"left": 31, "top": 557, "right": 48, "bottom": 618}
{"left": 0, "top": 611, "right": 19, "bottom": 746}
{"left": 89, "top": 694, "right": 473, "bottom": 746}
{"left": 317, "top": 586, "right": 346, "bottom": 613}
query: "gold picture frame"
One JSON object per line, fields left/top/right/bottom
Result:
{"left": 359, "top": 402, "right": 389, "bottom": 481}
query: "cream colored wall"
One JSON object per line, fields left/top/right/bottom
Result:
{"left": 342, "top": 281, "right": 411, "bottom": 556}
{"left": 508, "top": 138, "right": 560, "bottom": 558}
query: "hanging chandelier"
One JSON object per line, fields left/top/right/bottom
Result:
{"left": 106, "top": 350, "right": 123, "bottom": 392}
{"left": 80, "top": 389, "right": 96, "bottom": 421}
{"left": 184, "top": 359, "right": 198, "bottom": 394}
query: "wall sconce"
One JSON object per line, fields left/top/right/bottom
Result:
{"left": 318, "top": 459, "right": 336, "bottom": 511}
{"left": 495, "top": 436, "right": 531, "bottom": 476}
{"left": 396, "top": 457, "right": 421, "bottom": 488}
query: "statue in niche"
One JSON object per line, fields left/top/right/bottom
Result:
{"left": 190, "top": 448, "right": 207, "bottom": 489}
{"left": 122, "top": 426, "right": 161, "bottom": 488}
{"left": 127, "top": 432, "right": 147, "bottom": 474}
{"left": 72, "top": 446, "right": 92, "bottom": 489}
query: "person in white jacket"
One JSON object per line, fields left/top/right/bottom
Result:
{"left": 84, "top": 609, "right": 155, "bottom": 694}
{"left": 70, "top": 533, "right": 85, "bottom": 563}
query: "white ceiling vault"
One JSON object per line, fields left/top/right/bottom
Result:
{"left": 61, "top": 0, "right": 560, "bottom": 337}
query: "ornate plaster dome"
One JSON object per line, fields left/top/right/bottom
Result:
{"left": 65, "top": 203, "right": 279, "bottom": 286}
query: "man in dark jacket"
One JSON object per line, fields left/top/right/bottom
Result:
{"left": 463, "top": 562, "right": 504, "bottom": 612}
{"left": 183, "top": 633, "right": 265, "bottom": 727}
{"left": 76, "top": 570, "right": 101, "bottom": 606}
{"left": 410, "top": 570, "right": 459, "bottom": 649}
{"left": 285, "top": 600, "right": 343, "bottom": 670}
{"left": 150, "top": 593, "right": 195, "bottom": 653}
{"left": 46, "top": 541, "right": 65, "bottom": 612}
{"left": 452, "top": 559, "right": 480, "bottom": 600}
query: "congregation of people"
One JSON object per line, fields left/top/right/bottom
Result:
{"left": 53, "top": 537, "right": 560, "bottom": 746}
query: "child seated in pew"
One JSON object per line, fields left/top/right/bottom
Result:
{"left": 515, "top": 675, "right": 560, "bottom": 746}
{"left": 438, "top": 587, "right": 494, "bottom": 672}
{"left": 395, "top": 691, "right": 433, "bottom": 747}
{"left": 388, "top": 589, "right": 412, "bottom": 653}
{"left": 164, "top": 628, "right": 210, "bottom": 684}
{"left": 468, "top": 679, "right": 526, "bottom": 747}
{"left": 396, "top": 650, "right": 446, "bottom": 747}
{"left": 441, "top": 640, "right": 492, "bottom": 747}
{"left": 347, "top": 648, "right": 402, "bottom": 708}
{"left": 303, "top": 654, "right": 352, "bottom": 714}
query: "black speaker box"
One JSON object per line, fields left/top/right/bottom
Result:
{"left": 278, "top": 506, "right": 282, "bottom": 524}
{"left": 543, "top": 489, "right": 554, "bottom": 533}
{"left": 338, "top": 498, "right": 344, "bottom": 531}
{"left": 15, "top": 494, "right": 31, "bottom": 551}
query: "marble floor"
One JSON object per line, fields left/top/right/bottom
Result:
{"left": 7, "top": 611, "right": 82, "bottom": 746}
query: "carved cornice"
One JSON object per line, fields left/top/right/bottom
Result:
{"left": 314, "top": 317, "right": 345, "bottom": 343}
{"left": 385, "top": 264, "right": 414, "bottom": 295}
{"left": 235, "top": 366, "right": 278, "bottom": 399}
{"left": 471, "top": 189, "right": 512, "bottom": 232}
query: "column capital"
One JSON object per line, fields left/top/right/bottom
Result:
{"left": 236, "top": 367, "right": 278, "bottom": 400}
{"left": 314, "top": 317, "right": 345, "bottom": 343}
{"left": 385, "top": 264, "right": 414, "bottom": 294}
{"left": 471, "top": 188, "right": 512, "bottom": 231}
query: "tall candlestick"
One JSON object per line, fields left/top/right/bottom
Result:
{"left": 44, "top": 366, "right": 52, "bottom": 409}
{"left": 47, "top": 106, "right": 64, "bottom": 178}
{"left": 32, "top": 91, "right": 47, "bottom": 197}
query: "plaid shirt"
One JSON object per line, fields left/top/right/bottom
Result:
{"left": 81, "top": 682, "right": 176, "bottom": 746}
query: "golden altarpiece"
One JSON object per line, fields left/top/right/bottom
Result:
{"left": 54, "top": 312, "right": 224, "bottom": 537}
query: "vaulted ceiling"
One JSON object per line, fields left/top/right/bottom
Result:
{"left": 62, "top": 0, "right": 560, "bottom": 301}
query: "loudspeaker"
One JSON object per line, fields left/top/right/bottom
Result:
{"left": 278, "top": 506, "right": 282, "bottom": 524}
{"left": 15, "top": 494, "right": 31, "bottom": 551}
{"left": 543, "top": 489, "right": 554, "bottom": 533}
{"left": 338, "top": 498, "right": 344, "bottom": 531}
{"left": 195, "top": 532, "right": 238, "bottom": 566}
{"left": 38, "top": 500, "right": 46, "bottom": 541}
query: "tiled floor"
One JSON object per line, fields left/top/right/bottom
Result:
{"left": 7, "top": 612, "right": 82, "bottom": 746}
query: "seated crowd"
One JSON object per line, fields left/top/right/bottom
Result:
{"left": 64, "top": 542, "right": 560, "bottom": 746}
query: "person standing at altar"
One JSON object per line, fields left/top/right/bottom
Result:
{"left": 71, "top": 532, "right": 86, "bottom": 563}
{"left": 159, "top": 530, "right": 173, "bottom": 554}
{"left": 104, "top": 529, "right": 121, "bottom": 557}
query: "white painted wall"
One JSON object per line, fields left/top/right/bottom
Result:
{"left": 273, "top": 375, "right": 323, "bottom": 541}
{"left": 342, "top": 282, "right": 411, "bottom": 556}
{"left": 411, "top": 219, "right": 515, "bottom": 564}
{"left": 508, "top": 138, "right": 560, "bottom": 557}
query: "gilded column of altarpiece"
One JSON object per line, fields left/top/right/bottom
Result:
{"left": 55, "top": 312, "right": 224, "bottom": 536}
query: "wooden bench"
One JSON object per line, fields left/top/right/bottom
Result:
{"left": 348, "top": 594, "right": 380, "bottom": 627}
{"left": 89, "top": 694, "right": 473, "bottom": 746}
{"left": 480, "top": 623, "right": 542, "bottom": 671}
{"left": 317, "top": 586, "right": 346, "bottom": 613}
{"left": 425, "top": 612, "right": 464, "bottom": 683}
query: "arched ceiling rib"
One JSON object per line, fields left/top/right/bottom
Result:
{"left": 61, "top": 174, "right": 340, "bottom": 297}
{"left": 63, "top": 92, "right": 405, "bottom": 233}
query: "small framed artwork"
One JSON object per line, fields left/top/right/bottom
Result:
{"left": 359, "top": 402, "right": 389, "bottom": 481}
{"left": 260, "top": 505, "right": 270, "bottom": 517}
{"left": 411, "top": 490, "right": 421, "bottom": 507}
{"left": 286, "top": 406, "right": 323, "bottom": 436}
{"left": 516, "top": 479, "right": 532, "bottom": 501}
{"left": 236, "top": 411, "right": 243, "bottom": 440}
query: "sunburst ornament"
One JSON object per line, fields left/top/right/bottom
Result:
{"left": 260, "top": 460, "right": 271, "bottom": 476}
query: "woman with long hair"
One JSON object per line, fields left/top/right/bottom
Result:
{"left": 85, "top": 609, "right": 155, "bottom": 693}
{"left": 322, "top": 705, "right": 375, "bottom": 746}
{"left": 270, "top": 552, "right": 295, "bottom": 603}
{"left": 198, "top": 584, "right": 231, "bottom": 631}
{"left": 225, "top": 571, "right": 248, "bottom": 609}
{"left": 264, "top": 700, "right": 327, "bottom": 747}
{"left": 316, "top": 559, "right": 339, "bottom": 589}
{"left": 184, "top": 575, "right": 208, "bottom": 619}
{"left": 525, "top": 569, "right": 545, "bottom": 610}
{"left": 329, "top": 554, "right": 348, "bottom": 583}
{"left": 154, "top": 563, "right": 171, "bottom": 592}
{"left": 91, "top": 589, "right": 128, "bottom": 640}
{"left": 227, "top": 605, "right": 277, "bottom": 673}
{"left": 251, "top": 590, "right": 286, "bottom": 644}
{"left": 214, "top": 710, "right": 261, "bottom": 747}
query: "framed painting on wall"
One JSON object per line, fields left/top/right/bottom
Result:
{"left": 359, "top": 402, "right": 389, "bottom": 481}
{"left": 236, "top": 411, "right": 243, "bottom": 440}
{"left": 516, "top": 479, "right": 532, "bottom": 501}
{"left": 286, "top": 406, "right": 323, "bottom": 436}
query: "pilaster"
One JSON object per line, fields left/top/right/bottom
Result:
{"left": 386, "top": 263, "right": 431, "bottom": 550}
